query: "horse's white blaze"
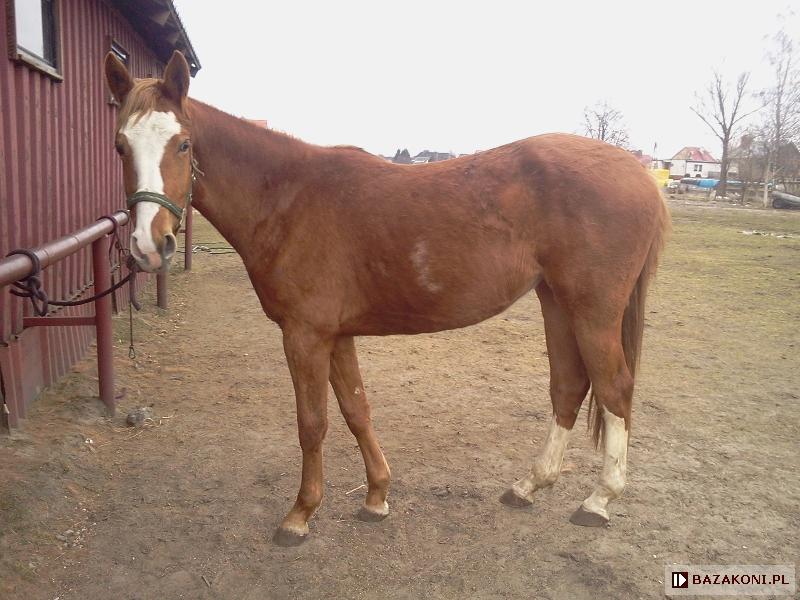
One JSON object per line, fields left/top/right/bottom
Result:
{"left": 120, "top": 110, "right": 182, "bottom": 254}
{"left": 581, "top": 411, "right": 628, "bottom": 519}
{"left": 511, "top": 415, "right": 571, "bottom": 499}
{"left": 131, "top": 203, "right": 160, "bottom": 254}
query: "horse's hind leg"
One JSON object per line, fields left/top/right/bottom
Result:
{"left": 330, "top": 336, "right": 392, "bottom": 521}
{"left": 568, "top": 315, "right": 633, "bottom": 527}
{"left": 501, "top": 283, "right": 590, "bottom": 507}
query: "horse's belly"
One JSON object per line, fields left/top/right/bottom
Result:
{"left": 346, "top": 266, "right": 541, "bottom": 336}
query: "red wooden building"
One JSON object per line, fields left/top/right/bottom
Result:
{"left": 0, "top": 0, "right": 200, "bottom": 429}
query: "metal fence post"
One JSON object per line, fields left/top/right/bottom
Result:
{"left": 91, "top": 234, "right": 115, "bottom": 415}
{"left": 156, "top": 272, "right": 167, "bottom": 309}
{"left": 184, "top": 205, "right": 193, "bottom": 272}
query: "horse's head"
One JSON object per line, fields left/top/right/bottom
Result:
{"left": 105, "top": 50, "right": 194, "bottom": 273}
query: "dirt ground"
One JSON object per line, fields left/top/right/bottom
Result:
{"left": 1, "top": 198, "right": 798, "bottom": 599}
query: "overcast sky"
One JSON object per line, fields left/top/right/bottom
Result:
{"left": 175, "top": 1, "right": 798, "bottom": 160}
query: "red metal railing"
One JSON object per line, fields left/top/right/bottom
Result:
{"left": 0, "top": 207, "right": 194, "bottom": 430}
{"left": 0, "top": 210, "right": 130, "bottom": 418}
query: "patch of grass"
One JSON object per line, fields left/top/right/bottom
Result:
{"left": 641, "top": 202, "right": 799, "bottom": 417}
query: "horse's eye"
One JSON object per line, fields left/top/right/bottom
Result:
{"left": 179, "top": 140, "right": 190, "bottom": 153}
{"left": 115, "top": 143, "right": 125, "bottom": 156}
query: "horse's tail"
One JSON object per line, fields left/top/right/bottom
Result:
{"left": 589, "top": 197, "right": 671, "bottom": 448}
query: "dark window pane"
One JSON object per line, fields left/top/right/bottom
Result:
{"left": 42, "top": 0, "right": 57, "bottom": 65}
{"left": 111, "top": 41, "right": 129, "bottom": 64}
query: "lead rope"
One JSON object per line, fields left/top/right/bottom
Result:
{"left": 105, "top": 215, "right": 140, "bottom": 362}
{"left": 7, "top": 217, "right": 140, "bottom": 315}
{"left": 129, "top": 300, "right": 136, "bottom": 359}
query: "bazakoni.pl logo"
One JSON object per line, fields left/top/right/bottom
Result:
{"left": 665, "top": 565, "right": 795, "bottom": 596}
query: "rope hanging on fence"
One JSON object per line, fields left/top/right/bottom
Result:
{"left": 6, "top": 217, "right": 141, "bottom": 317}
{"left": 6, "top": 215, "right": 142, "bottom": 359}
{"left": 4, "top": 215, "right": 142, "bottom": 357}
{"left": 6, "top": 248, "right": 49, "bottom": 317}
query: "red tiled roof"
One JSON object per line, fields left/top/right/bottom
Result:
{"left": 671, "top": 146, "right": 717, "bottom": 162}
{"left": 630, "top": 150, "right": 653, "bottom": 167}
{"left": 247, "top": 119, "right": 269, "bottom": 128}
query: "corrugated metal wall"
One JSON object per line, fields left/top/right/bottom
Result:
{"left": 0, "top": 0, "right": 164, "bottom": 427}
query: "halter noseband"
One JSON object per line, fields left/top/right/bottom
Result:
{"left": 126, "top": 156, "right": 203, "bottom": 228}
{"left": 127, "top": 191, "right": 187, "bottom": 221}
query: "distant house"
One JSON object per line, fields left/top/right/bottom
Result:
{"left": 247, "top": 119, "right": 269, "bottom": 128}
{"left": 668, "top": 147, "right": 720, "bottom": 178}
{"left": 390, "top": 148, "right": 456, "bottom": 164}
{"left": 730, "top": 136, "right": 800, "bottom": 182}
{"left": 629, "top": 150, "right": 654, "bottom": 168}
{"left": 775, "top": 143, "right": 800, "bottom": 179}
{"left": 411, "top": 150, "right": 457, "bottom": 164}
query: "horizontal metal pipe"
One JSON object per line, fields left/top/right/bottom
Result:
{"left": 22, "top": 316, "right": 96, "bottom": 328}
{"left": 0, "top": 211, "right": 129, "bottom": 287}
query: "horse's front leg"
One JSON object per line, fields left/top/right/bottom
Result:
{"left": 273, "top": 325, "right": 334, "bottom": 547}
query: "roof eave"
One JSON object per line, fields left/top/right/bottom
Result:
{"left": 110, "top": 0, "right": 201, "bottom": 76}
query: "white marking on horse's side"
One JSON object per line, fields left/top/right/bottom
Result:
{"left": 511, "top": 415, "right": 571, "bottom": 500}
{"left": 580, "top": 411, "right": 628, "bottom": 520}
{"left": 120, "top": 110, "right": 182, "bottom": 253}
{"left": 411, "top": 241, "right": 442, "bottom": 293}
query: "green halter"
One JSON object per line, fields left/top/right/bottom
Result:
{"left": 126, "top": 190, "right": 188, "bottom": 222}
{"left": 126, "top": 157, "right": 203, "bottom": 228}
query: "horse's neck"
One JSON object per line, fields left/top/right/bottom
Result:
{"left": 188, "top": 99, "right": 312, "bottom": 257}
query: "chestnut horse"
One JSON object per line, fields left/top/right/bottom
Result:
{"left": 105, "top": 51, "right": 669, "bottom": 546}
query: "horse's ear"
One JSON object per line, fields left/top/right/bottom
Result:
{"left": 161, "top": 51, "right": 190, "bottom": 104}
{"left": 105, "top": 52, "right": 133, "bottom": 105}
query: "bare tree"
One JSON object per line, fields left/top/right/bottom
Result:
{"left": 759, "top": 27, "right": 800, "bottom": 206}
{"left": 583, "top": 101, "right": 629, "bottom": 148}
{"left": 691, "top": 71, "right": 759, "bottom": 198}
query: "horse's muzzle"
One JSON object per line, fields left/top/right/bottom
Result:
{"left": 130, "top": 232, "right": 177, "bottom": 273}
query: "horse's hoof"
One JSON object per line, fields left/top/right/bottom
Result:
{"left": 357, "top": 504, "right": 389, "bottom": 522}
{"left": 499, "top": 488, "right": 533, "bottom": 508}
{"left": 272, "top": 527, "right": 308, "bottom": 547}
{"left": 569, "top": 505, "right": 609, "bottom": 527}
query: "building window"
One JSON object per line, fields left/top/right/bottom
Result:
{"left": 694, "top": 164, "right": 703, "bottom": 172}
{"left": 110, "top": 40, "right": 129, "bottom": 64}
{"left": 7, "top": 0, "right": 61, "bottom": 79}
